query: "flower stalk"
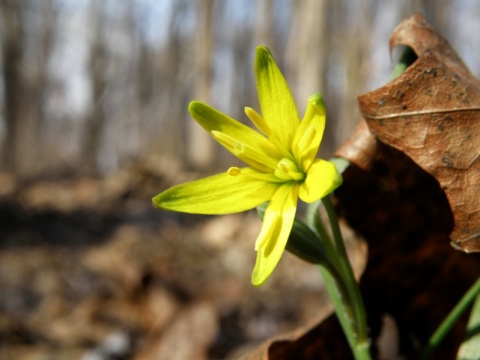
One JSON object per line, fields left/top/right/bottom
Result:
{"left": 299, "top": 196, "right": 371, "bottom": 359}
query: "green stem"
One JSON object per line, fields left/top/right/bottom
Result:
{"left": 420, "top": 276, "right": 480, "bottom": 360}
{"left": 320, "top": 264, "right": 371, "bottom": 360}
{"left": 322, "top": 196, "right": 370, "bottom": 350}
{"left": 322, "top": 196, "right": 350, "bottom": 268}
{"left": 310, "top": 45, "right": 415, "bottom": 360}
{"left": 319, "top": 264, "right": 370, "bottom": 360}
{"left": 307, "top": 201, "right": 362, "bottom": 353}
{"left": 307, "top": 200, "right": 344, "bottom": 272}
{"left": 319, "top": 262, "right": 356, "bottom": 337}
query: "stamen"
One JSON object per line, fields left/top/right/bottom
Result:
{"left": 279, "top": 163, "right": 289, "bottom": 173}
{"left": 245, "top": 107, "right": 272, "bottom": 136}
{"left": 211, "top": 130, "right": 236, "bottom": 149}
{"left": 244, "top": 108, "right": 294, "bottom": 160}
{"left": 212, "top": 130, "right": 279, "bottom": 170}
{"left": 228, "top": 167, "right": 241, "bottom": 176}
{"left": 238, "top": 169, "right": 285, "bottom": 183}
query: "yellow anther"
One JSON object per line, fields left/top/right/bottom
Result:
{"left": 274, "top": 158, "right": 305, "bottom": 181}
{"left": 228, "top": 167, "right": 241, "bottom": 176}
{"left": 279, "top": 163, "right": 289, "bottom": 173}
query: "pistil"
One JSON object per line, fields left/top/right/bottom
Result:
{"left": 274, "top": 158, "right": 305, "bottom": 182}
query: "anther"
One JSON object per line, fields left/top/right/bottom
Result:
{"left": 228, "top": 167, "right": 241, "bottom": 176}
{"left": 274, "top": 158, "right": 305, "bottom": 181}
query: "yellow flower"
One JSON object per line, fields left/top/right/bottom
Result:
{"left": 153, "top": 46, "right": 342, "bottom": 286}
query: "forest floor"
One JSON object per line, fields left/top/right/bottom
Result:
{"left": 0, "top": 156, "right": 367, "bottom": 360}
{"left": 1, "top": 154, "right": 478, "bottom": 360}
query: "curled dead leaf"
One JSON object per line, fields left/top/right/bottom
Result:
{"left": 358, "top": 13, "right": 480, "bottom": 252}
{"left": 236, "top": 308, "right": 355, "bottom": 360}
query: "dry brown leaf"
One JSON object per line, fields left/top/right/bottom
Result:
{"left": 236, "top": 307, "right": 355, "bottom": 360}
{"left": 358, "top": 13, "right": 480, "bottom": 252}
{"left": 334, "top": 120, "right": 377, "bottom": 171}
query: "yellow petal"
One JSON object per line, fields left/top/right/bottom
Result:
{"left": 299, "top": 159, "right": 342, "bottom": 203}
{"left": 211, "top": 130, "right": 279, "bottom": 172}
{"left": 255, "top": 46, "right": 299, "bottom": 149}
{"left": 293, "top": 93, "right": 326, "bottom": 171}
{"left": 251, "top": 184, "right": 299, "bottom": 286}
{"left": 153, "top": 168, "right": 278, "bottom": 215}
{"left": 189, "top": 101, "right": 283, "bottom": 170}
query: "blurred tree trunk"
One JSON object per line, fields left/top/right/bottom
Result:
{"left": 0, "top": 0, "right": 56, "bottom": 177}
{"left": 420, "top": 0, "right": 453, "bottom": 34}
{"left": 335, "top": 2, "right": 373, "bottom": 149}
{"left": 23, "top": 0, "right": 56, "bottom": 176}
{"left": 285, "top": 0, "right": 327, "bottom": 107}
{"left": 285, "top": 0, "right": 332, "bottom": 154}
{"left": 187, "top": 0, "right": 214, "bottom": 169}
{"left": 82, "top": 2, "right": 108, "bottom": 175}
{"left": 153, "top": 1, "right": 184, "bottom": 161}
{"left": 0, "top": 0, "right": 24, "bottom": 172}
{"left": 254, "top": 0, "right": 273, "bottom": 48}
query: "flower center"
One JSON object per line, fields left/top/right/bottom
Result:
{"left": 274, "top": 158, "right": 305, "bottom": 182}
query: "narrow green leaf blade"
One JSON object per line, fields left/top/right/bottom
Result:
{"left": 457, "top": 294, "right": 480, "bottom": 360}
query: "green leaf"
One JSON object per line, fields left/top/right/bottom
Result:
{"left": 457, "top": 294, "right": 480, "bottom": 360}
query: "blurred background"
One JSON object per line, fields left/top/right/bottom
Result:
{"left": 1, "top": 0, "right": 480, "bottom": 359}
{"left": 2, "top": 0, "right": 480, "bottom": 177}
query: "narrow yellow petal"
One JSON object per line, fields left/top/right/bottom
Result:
{"left": 255, "top": 46, "right": 299, "bottom": 149}
{"left": 189, "top": 101, "right": 283, "bottom": 169}
{"left": 299, "top": 159, "right": 342, "bottom": 203}
{"left": 292, "top": 93, "right": 326, "bottom": 171}
{"left": 211, "top": 130, "right": 278, "bottom": 171}
{"left": 153, "top": 168, "right": 279, "bottom": 215}
{"left": 251, "top": 184, "right": 299, "bottom": 286}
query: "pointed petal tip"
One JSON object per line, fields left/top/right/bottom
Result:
{"left": 256, "top": 45, "right": 271, "bottom": 56}
{"left": 188, "top": 100, "right": 203, "bottom": 116}
{"left": 152, "top": 193, "right": 169, "bottom": 210}
{"left": 251, "top": 271, "right": 268, "bottom": 287}
{"left": 307, "top": 92, "right": 326, "bottom": 111}
{"left": 254, "top": 45, "right": 300, "bottom": 146}
{"left": 255, "top": 45, "right": 274, "bottom": 71}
